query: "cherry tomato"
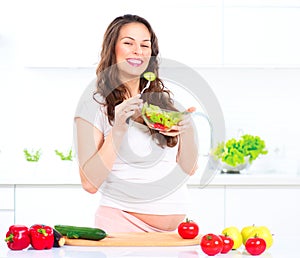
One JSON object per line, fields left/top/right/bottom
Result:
{"left": 219, "top": 234, "right": 234, "bottom": 254}
{"left": 245, "top": 237, "right": 266, "bottom": 256}
{"left": 177, "top": 219, "right": 199, "bottom": 239}
{"left": 153, "top": 123, "right": 167, "bottom": 130}
{"left": 200, "top": 233, "right": 223, "bottom": 256}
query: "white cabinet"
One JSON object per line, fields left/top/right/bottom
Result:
{"left": 0, "top": 186, "right": 14, "bottom": 210}
{"left": 187, "top": 187, "right": 225, "bottom": 233}
{"left": 0, "top": 186, "right": 15, "bottom": 240}
{"left": 225, "top": 186, "right": 300, "bottom": 237}
{"left": 15, "top": 185, "right": 101, "bottom": 228}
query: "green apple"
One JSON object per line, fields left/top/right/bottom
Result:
{"left": 222, "top": 226, "right": 243, "bottom": 250}
{"left": 248, "top": 226, "right": 273, "bottom": 249}
{"left": 241, "top": 225, "right": 256, "bottom": 245}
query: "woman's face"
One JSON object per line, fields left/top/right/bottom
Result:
{"left": 115, "top": 22, "right": 152, "bottom": 80}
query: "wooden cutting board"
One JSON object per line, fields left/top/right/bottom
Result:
{"left": 64, "top": 232, "right": 201, "bottom": 247}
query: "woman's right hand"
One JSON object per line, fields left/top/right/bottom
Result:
{"left": 113, "top": 94, "right": 143, "bottom": 131}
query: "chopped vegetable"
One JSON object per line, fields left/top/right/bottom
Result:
{"left": 142, "top": 102, "right": 183, "bottom": 130}
{"left": 143, "top": 71, "right": 156, "bottom": 81}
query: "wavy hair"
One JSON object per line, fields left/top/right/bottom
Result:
{"left": 94, "top": 14, "right": 178, "bottom": 147}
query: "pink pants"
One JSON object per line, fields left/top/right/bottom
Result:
{"left": 95, "top": 206, "right": 171, "bottom": 233}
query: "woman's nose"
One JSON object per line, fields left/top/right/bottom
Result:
{"left": 133, "top": 44, "right": 143, "bottom": 55}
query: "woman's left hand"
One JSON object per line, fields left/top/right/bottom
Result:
{"left": 159, "top": 108, "right": 195, "bottom": 137}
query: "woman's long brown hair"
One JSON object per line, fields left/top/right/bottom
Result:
{"left": 94, "top": 14, "right": 178, "bottom": 147}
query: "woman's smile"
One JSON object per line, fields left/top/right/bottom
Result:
{"left": 126, "top": 58, "right": 144, "bottom": 67}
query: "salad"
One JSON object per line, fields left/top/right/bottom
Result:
{"left": 141, "top": 103, "right": 183, "bottom": 131}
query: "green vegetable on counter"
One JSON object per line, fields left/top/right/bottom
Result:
{"left": 55, "top": 148, "right": 74, "bottom": 161}
{"left": 213, "top": 134, "right": 268, "bottom": 167}
{"left": 54, "top": 225, "right": 107, "bottom": 241}
{"left": 23, "top": 149, "right": 42, "bottom": 162}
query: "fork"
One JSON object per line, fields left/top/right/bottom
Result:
{"left": 140, "top": 80, "right": 151, "bottom": 95}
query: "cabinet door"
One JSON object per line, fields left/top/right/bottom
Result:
{"left": 225, "top": 186, "right": 300, "bottom": 237}
{"left": 15, "top": 185, "right": 100, "bottom": 227}
{"left": 187, "top": 186, "right": 225, "bottom": 233}
{"left": 0, "top": 186, "right": 14, "bottom": 210}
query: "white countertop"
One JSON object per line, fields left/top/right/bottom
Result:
{"left": 0, "top": 235, "right": 297, "bottom": 258}
{"left": 188, "top": 173, "right": 300, "bottom": 186}
{"left": 0, "top": 155, "right": 300, "bottom": 186}
{"left": 1, "top": 162, "right": 300, "bottom": 186}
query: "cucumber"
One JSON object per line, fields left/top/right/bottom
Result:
{"left": 54, "top": 225, "right": 107, "bottom": 241}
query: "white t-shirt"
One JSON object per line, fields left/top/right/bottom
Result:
{"left": 75, "top": 81, "right": 190, "bottom": 215}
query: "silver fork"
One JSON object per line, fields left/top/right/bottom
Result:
{"left": 140, "top": 80, "right": 151, "bottom": 95}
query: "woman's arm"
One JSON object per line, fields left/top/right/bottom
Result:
{"left": 176, "top": 125, "right": 198, "bottom": 175}
{"left": 75, "top": 118, "right": 127, "bottom": 193}
{"left": 75, "top": 95, "right": 143, "bottom": 194}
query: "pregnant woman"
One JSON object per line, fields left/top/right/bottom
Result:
{"left": 74, "top": 14, "right": 198, "bottom": 233}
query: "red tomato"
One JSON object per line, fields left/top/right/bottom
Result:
{"left": 153, "top": 123, "right": 167, "bottom": 130}
{"left": 245, "top": 237, "right": 266, "bottom": 256}
{"left": 200, "top": 233, "right": 223, "bottom": 256}
{"left": 219, "top": 235, "right": 234, "bottom": 254}
{"left": 177, "top": 219, "right": 199, "bottom": 239}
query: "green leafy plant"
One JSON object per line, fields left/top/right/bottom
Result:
{"left": 213, "top": 134, "right": 268, "bottom": 167}
{"left": 23, "top": 149, "right": 42, "bottom": 162}
{"left": 55, "top": 148, "right": 74, "bottom": 161}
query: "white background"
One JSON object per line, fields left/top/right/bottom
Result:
{"left": 1, "top": 0, "right": 300, "bottom": 175}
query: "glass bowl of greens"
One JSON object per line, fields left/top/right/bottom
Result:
{"left": 212, "top": 134, "right": 268, "bottom": 173}
{"left": 219, "top": 156, "right": 250, "bottom": 173}
{"left": 141, "top": 102, "right": 184, "bottom": 131}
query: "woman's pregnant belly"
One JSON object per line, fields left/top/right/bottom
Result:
{"left": 126, "top": 211, "right": 185, "bottom": 231}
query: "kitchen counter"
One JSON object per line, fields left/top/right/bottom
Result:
{"left": 1, "top": 155, "right": 299, "bottom": 186}
{"left": 188, "top": 173, "right": 300, "bottom": 186}
{"left": 0, "top": 236, "right": 297, "bottom": 258}
{"left": 1, "top": 167, "right": 300, "bottom": 186}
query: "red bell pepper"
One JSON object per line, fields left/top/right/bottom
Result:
{"left": 29, "top": 224, "right": 54, "bottom": 250}
{"left": 5, "top": 225, "right": 31, "bottom": 250}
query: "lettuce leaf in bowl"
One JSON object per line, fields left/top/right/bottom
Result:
{"left": 141, "top": 103, "right": 183, "bottom": 130}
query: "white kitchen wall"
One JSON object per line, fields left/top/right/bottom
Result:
{"left": 1, "top": 0, "right": 300, "bottom": 174}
